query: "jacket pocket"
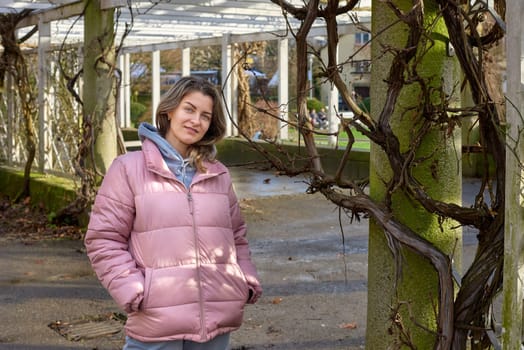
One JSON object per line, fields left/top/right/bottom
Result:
{"left": 200, "top": 263, "right": 249, "bottom": 303}
{"left": 140, "top": 265, "right": 200, "bottom": 309}
{"left": 236, "top": 265, "right": 250, "bottom": 296}
{"left": 141, "top": 267, "right": 153, "bottom": 309}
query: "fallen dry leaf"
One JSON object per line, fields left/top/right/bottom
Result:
{"left": 271, "top": 297, "right": 283, "bottom": 304}
{"left": 339, "top": 322, "right": 357, "bottom": 329}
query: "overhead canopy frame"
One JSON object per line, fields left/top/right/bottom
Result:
{"left": 2, "top": 0, "right": 371, "bottom": 47}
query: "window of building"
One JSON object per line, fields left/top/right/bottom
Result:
{"left": 351, "top": 60, "right": 371, "bottom": 73}
{"left": 355, "top": 32, "right": 371, "bottom": 46}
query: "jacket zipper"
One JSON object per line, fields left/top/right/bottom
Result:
{"left": 187, "top": 191, "right": 207, "bottom": 340}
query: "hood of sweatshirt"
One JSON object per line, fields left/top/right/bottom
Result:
{"left": 138, "top": 122, "right": 196, "bottom": 188}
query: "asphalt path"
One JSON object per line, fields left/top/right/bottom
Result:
{"left": 0, "top": 171, "right": 484, "bottom": 349}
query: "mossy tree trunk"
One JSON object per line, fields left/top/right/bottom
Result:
{"left": 83, "top": 0, "right": 117, "bottom": 176}
{"left": 366, "top": 2, "right": 461, "bottom": 348}
{"left": 235, "top": 43, "right": 256, "bottom": 139}
{"left": 54, "top": 0, "right": 117, "bottom": 224}
{"left": 235, "top": 41, "right": 268, "bottom": 140}
{"left": 502, "top": 0, "right": 524, "bottom": 347}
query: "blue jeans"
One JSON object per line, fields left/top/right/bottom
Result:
{"left": 123, "top": 333, "right": 230, "bottom": 350}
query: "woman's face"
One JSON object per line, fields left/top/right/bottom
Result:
{"left": 165, "top": 91, "right": 213, "bottom": 157}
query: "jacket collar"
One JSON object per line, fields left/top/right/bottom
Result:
{"left": 141, "top": 139, "right": 226, "bottom": 184}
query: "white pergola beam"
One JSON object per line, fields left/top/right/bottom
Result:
{"left": 101, "top": 0, "right": 127, "bottom": 10}
{"left": 119, "top": 0, "right": 290, "bottom": 15}
{"left": 16, "top": 1, "right": 85, "bottom": 27}
{"left": 11, "top": 0, "right": 369, "bottom": 48}
{"left": 122, "top": 37, "right": 223, "bottom": 55}
{"left": 119, "top": 21, "right": 368, "bottom": 55}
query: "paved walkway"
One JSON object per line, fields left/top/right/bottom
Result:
{"left": 0, "top": 168, "right": 312, "bottom": 350}
{"left": 0, "top": 170, "right": 482, "bottom": 349}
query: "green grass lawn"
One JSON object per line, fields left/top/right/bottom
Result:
{"left": 286, "top": 127, "right": 370, "bottom": 150}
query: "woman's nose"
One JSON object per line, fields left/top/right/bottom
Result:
{"left": 189, "top": 113, "right": 201, "bottom": 123}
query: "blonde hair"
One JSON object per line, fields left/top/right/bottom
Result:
{"left": 155, "top": 76, "right": 227, "bottom": 172}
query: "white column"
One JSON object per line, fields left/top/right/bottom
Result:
{"left": 151, "top": 50, "right": 161, "bottom": 126}
{"left": 182, "top": 47, "right": 190, "bottom": 76}
{"left": 308, "top": 54, "right": 313, "bottom": 99}
{"left": 118, "top": 53, "right": 131, "bottom": 128}
{"left": 123, "top": 53, "right": 131, "bottom": 127}
{"left": 37, "top": 18, "right": 52, "bottom": 172}
{"left": 327, "top": 44, "right": 339, "bottom": 148}
{"left": 221, "top": 33, "right": 233, "bottom": 136}
{"left": 278, "top": 38, "right": 289, "bottom": 141}
{"left": 327, "top": 87, "right": 339, "bottom": 146}
{"left": 231, "top": 56, "right": 238, "bottom": 137}
{"left": 118, "top": 54, "right": 124, "bottom": 126}
{"left": 502, "top": 0, "right": 524, "bottom": 347}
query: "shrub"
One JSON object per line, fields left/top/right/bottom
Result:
{"left": 307, "top": 97, "right": 325, "bottom": 113}
{"left": 358, "top": 96, "right": 370, "bottom": 113}
{"left": 130, "top": 101, "right": 147, "bottom": 127}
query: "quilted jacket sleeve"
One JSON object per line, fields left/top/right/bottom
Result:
{"left": 84, "top": 157, "right": 144, "bottom": 313}
{"left": 228, "top": 178, "right": 262, "bottom": 304}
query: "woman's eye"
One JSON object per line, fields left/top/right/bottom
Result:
{"left": 201, "top": 115, "right": 211, "bottom": 122}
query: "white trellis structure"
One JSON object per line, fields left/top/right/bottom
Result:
{"left": 0, "top": 0, "right": 370, "bottom": 174}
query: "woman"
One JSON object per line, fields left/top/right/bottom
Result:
{"left": 85, "top": 76, "right": 262, "bottom": 350}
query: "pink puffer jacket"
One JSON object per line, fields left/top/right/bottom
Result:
{"left": 84, "top": 139, "right": 262, "bottom": 343}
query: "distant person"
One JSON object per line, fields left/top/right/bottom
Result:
{"left": 317, "top": 108, "right": 328, "bottom": 129}
{"left": 309, "top": 109, "right": 319, "bottom": 127}
{"left": 252, "top": 130, "right": 263, "bottom": 141}
{"left": 84, "top": 76, "right": 262, "bottom": 350}
{"left": 310, "top": 108, "right": 328, "bottom": 129}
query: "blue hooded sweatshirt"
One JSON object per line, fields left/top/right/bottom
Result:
{"left": 138, "top": 122, "right": 196, "bottom": 189}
